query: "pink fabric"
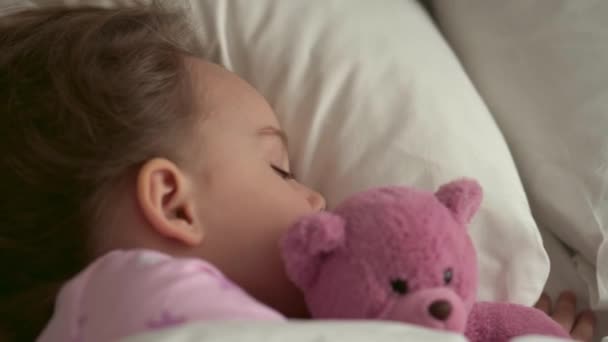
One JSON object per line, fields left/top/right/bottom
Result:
{"left": 37, "top": 250, "right": 284, "bottom": 342}
{"left": 466, "top": 302, "right": 569, "bottom": 341}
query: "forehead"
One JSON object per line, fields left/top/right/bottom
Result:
{"left": 186, "top": 57, "right": 279, "bottom": 127}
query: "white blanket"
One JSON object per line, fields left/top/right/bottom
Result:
{"left": 121, "top": 321, "right": 572, "bottom": 342}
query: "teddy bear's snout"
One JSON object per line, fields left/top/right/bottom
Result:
{"left": 429, "top": 300, "right": 452, "bottom": 321}
{"left": 379, "top": 288, "right": 468, "bottom": 332}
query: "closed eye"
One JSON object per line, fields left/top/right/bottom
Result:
{"left": 271, "top": 165, "right": 295, "bottom": 180}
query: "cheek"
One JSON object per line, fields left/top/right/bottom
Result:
{"left": 197, "top": 156, "right": 313, "bottom": 243}
{"left": 210, "top": 180, "right": 310, "bottom": 237}
{"left": 255, "top": 174, "right": 315, "bottom": 223}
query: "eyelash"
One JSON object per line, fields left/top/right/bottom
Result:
{"left": 271, "top": 165, "right": 295, "bottom": 180}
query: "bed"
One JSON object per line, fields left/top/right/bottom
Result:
{"left": 2, "top": 0, "right": 607, "bottom": 341}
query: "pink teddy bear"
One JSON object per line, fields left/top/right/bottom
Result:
{"left": 280, "top": 179, "right": 569, "bottom": 342}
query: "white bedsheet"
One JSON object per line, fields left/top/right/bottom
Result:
{"left": 120, "top": 321, "right": 571, "bottom": 342}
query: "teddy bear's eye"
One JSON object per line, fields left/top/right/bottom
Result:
{"left": 444, "top": 268, "right": 453, "bottom": 285}
{"left": 390, "top": 278, "right": 409, "bottom": 295}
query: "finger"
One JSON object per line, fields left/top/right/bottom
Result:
{"left": 534, "top": 292, "right": 552, "bottom": 314}
{"left": 571, "top": 310, "right": 595, "bottom": 342}
{"left": 552, "top": 291, "right": 577, "bottom": 332}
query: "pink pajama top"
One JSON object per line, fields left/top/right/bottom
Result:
{"left": 37, "top": 249, "right": 285, "bottom": 342}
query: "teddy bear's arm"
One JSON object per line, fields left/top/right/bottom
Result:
{"left": 464, "top": 302, "right": 570, "bottom": 342}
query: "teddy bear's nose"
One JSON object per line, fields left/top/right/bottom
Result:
{"left": 429, "top": 300, "right": 452, "bottom": 321}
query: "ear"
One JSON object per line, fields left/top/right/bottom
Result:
{"left": 435, "top": 178, "right": 483, "bottom": 225}
{"left": 280, "top": 212, "right": 346, "bottom": 291}
{"left": 136, "top": 158, "right": 203, "bottom": 246}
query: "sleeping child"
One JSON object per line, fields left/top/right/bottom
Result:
{"left": 0, "top": 4, "right": 595, "bottom": 342}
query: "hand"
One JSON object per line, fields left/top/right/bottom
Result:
{"left": 534, "top": 291, "right": 596, "bottom": 342}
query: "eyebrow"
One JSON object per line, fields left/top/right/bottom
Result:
{"left": 257, "top": 126, "right": 289, "bottom": 149}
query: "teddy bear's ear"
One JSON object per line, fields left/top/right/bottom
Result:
{"left": 280, "top": 212, "right": 346, "bottom": 291}
{"left": 435, "top": 178, "right": 483, "bottom": 225}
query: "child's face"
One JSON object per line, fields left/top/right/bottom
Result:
{"left": 187, "top": 58, "right": 325, "bottom": 317}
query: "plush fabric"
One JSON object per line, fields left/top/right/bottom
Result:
{"left": 281, "top": 179, "right": 569, "bottom": 341}
{"left": 466, "top": 303, "right": 568, "bottom": 342}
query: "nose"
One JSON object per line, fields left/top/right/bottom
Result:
{"left": 297, "top": 183, "right": 326, "bottom": 211}
{"left": 428, "top": 300, "right": 452, "bottom": 321}
{"left": 308, "top": 188, "right": 326, "bottom": 211}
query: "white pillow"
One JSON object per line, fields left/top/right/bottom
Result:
{"left": 432, "top": 0, "right": 608, "bottom": 309}
{"left": 27, "top": 0, "right": 548, "bottom": 305}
